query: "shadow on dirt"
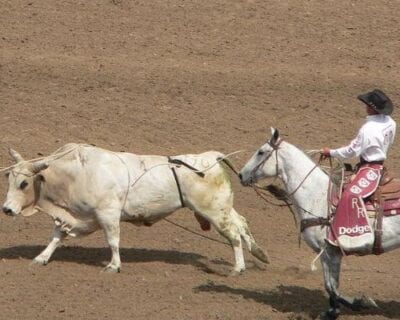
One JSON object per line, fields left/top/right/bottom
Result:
{"left": 0, "top": 244, "right": 215, "bottom": 269}
{"left": 194, "top": 282, "right": 400, "bottom": 319}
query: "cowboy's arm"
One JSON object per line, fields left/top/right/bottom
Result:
{"left": 330, "top": 129, "right": 364, "bottom": 159}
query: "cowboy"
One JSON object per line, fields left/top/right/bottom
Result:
{"left": 321, "top": 89, "right": 396, "bottom": 250}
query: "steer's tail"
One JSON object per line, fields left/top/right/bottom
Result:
{"left": 230, "top": 208, "right": 270, "bottom": 264}
{"left": 217, "top": 156, "right": 269, "bottom": 264}
{"left": 217, "top": 156, "right": 240, "bottom": 176}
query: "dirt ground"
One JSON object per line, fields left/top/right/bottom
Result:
{"left": 1, "top": 0, "right": 400, "bottom": 319}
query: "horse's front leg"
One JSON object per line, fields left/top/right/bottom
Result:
{"left": 319, "top": 245, "right": 342, "bottom": 319}
{"left": 319, "top": 245, "right": 378, "bottom": 319}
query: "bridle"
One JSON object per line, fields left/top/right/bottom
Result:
{"left": 249, "top": 138, "right": 330, "bottom": 234}
{"left": 248, "top": 138, "right": 282, "bottom": 184}
{"left": 250, "top": 138, "right": 320, "bottom": 198}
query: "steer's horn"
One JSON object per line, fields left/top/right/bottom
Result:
{"left": 9, "top": 148, "right": 24, "bottom": 163}
{"left": 32, "top": 161, "right": 49, "bottom": 174}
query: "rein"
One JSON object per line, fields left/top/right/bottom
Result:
{"left": 286, "top": 163, "right": 319, "bottom": 198}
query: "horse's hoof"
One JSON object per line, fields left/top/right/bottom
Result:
{"left": 317, "top": 308, "right": 340, "bottom": 320}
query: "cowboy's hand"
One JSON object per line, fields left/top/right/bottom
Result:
{"left": 320, "top": 147, "right": 331, "bottom": 158}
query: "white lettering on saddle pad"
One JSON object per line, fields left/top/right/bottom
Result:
{"left": 338, "top": 225, "right": 372, "bottom": 235}
{"left": 366, "top": 170, "right": 378, "bottom": 181}
{"left": 352, "top": 198, "right": 366, "bottom": 218}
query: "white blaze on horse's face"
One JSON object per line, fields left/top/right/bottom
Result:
{"left": 239, "top": 128, "right": 280, "bottom": 186}
{"left": 2, "top": 149, "right": 48, "bottom": 216}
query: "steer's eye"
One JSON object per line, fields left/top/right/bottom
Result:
{"left": 5, "top": 172, "right": 10, "bottom": 178}
{"left": 20, "top": 180, "right": 28, "bottom": 190}
{"left": 257, "top": 150, "right": 265, "bottom": 156}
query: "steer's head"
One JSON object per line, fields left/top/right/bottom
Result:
{"left": 2, "top": 149, "right": 48, "bottom": 216}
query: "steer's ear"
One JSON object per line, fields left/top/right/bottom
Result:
{"left": 32, "top": 160, "right": 49, "bottom": 174}
{"left": 9, "top": 148, "right": 24, "bottom": 163}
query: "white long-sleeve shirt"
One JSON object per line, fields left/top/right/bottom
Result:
{"left": 330, "top": 114, "right": 396, "bottom": 162}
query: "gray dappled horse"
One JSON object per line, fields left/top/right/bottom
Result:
{"left": 239, "top": 128, "right": 400, "bottom": 319}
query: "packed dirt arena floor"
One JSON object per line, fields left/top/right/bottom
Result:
{"left": 2, "top": 1, "right": 400, "bottom": 319}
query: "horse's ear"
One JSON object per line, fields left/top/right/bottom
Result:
{"left": 270, "top": 128, "right": 280, "bottom": 144}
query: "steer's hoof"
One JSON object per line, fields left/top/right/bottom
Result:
{"left": 30, "top": 257, "right": 48, "bottom": 266}
{"left": 229, "top": 269, "right": 244, "bottom": 277}
{"left": 102, "top": 265, "right": 121, "bottom": 273}
{"left": 251, "top": 244, "right": 270, "bottom": 264}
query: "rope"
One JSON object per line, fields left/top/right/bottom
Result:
{"left": 190, "top": 150, "right": 245, "bottom": 175}
{"left": 252, "top": 184, "right": 291, "bottom": 207}
{"left": 163, "top": 218, "right": 229, "bottom": 246}
{"left": 129, "top": 150, "right": 245, "bottom": 187}
{"left": 0, "top": 144, "right": 82, "bottom": 173}
{"left": 111, "top": 152, "right": 132, "bottom": 212}
{"left": 163, "top": 215, "right": 395, "bottom": 275}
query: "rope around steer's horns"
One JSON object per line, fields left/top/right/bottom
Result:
{"left": 0, "top": 144, "right": 83, "bottom": 173}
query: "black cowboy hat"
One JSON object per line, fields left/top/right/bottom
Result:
{"left": 357, "top": 89, "right": 394, "bottom": 115}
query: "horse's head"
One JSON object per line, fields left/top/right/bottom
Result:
{"left": 239, "top": 128, "right": 282, "bottom": 186}
{"left": 2, "top": 149, "right": 48, "bottom": 216}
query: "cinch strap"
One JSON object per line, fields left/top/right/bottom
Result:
{"left": 168, "top": 158, "right": 205, "bottom": 178}
{"left": 170, "top": 166, "right": 185, "bottom": 208}
{"left": 168, "top": 156, "right": 205, "bottom": 208}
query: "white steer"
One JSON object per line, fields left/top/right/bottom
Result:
{"left": 2, "top": 143, "right": 268, "bottom": 273}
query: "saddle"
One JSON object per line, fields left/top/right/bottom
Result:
{"left": 331, "top": 167, "right": 400, "bottom": 214}
{"left": 365, "top": 171, "right": 400, "bottom": 214}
